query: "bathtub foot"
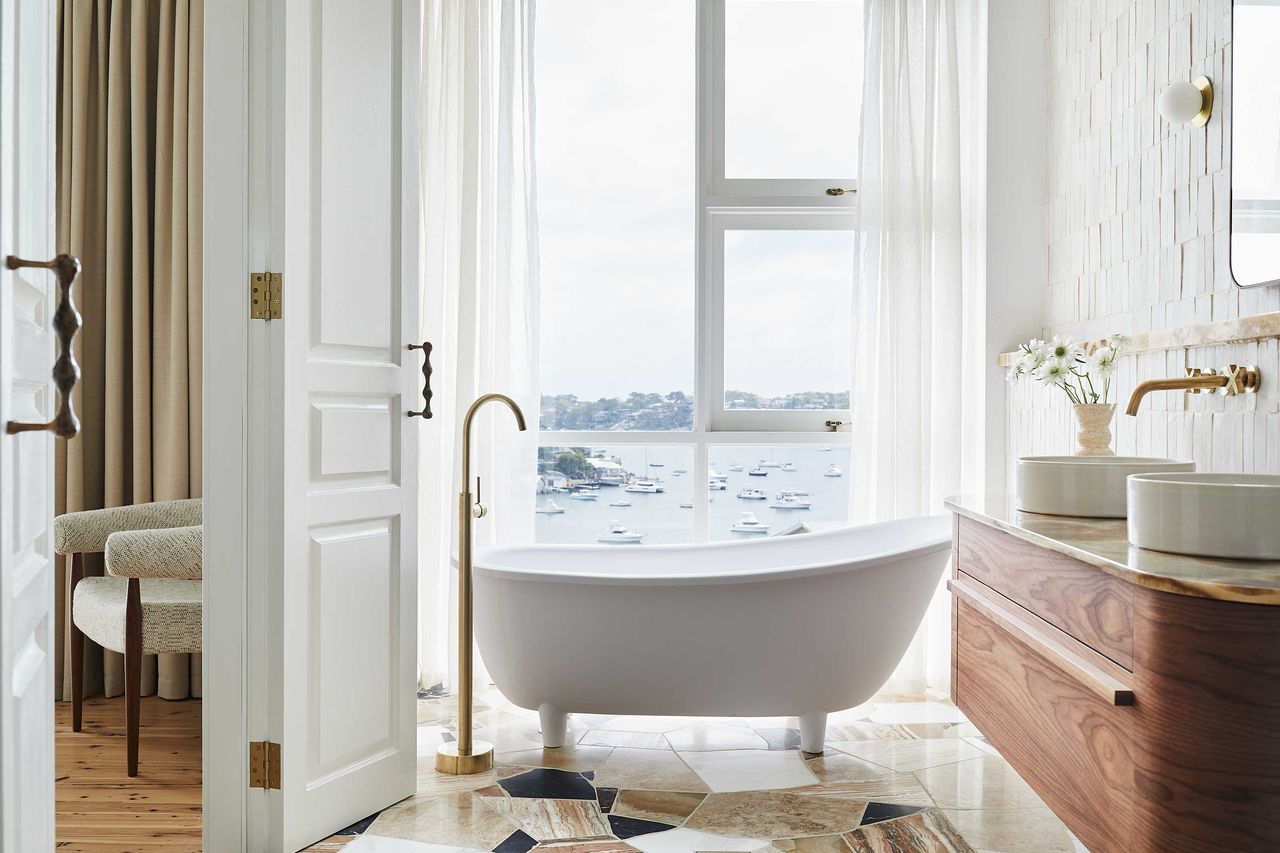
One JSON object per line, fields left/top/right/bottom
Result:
{"left": 799, "top": 712, "right": 827, "bottom": 754}
{"left": 539, "top": 704, "right": 568, "bottom": 749}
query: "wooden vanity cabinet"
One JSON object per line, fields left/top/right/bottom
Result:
{"left": 950, "top": 515, "right": 1280, "bottom": 853}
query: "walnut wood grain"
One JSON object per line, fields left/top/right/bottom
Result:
{"left": 69, "top": 553, "right": 84, "bottom": 732}
{"left": 953, "top": 594, "right": 1137, "bottom": 853}
{"left": 124, "top": 577, "right": 142, "bottom": 777}
{"left": 951, "top": 508, "right": 1280, "bottom": 852}
{"left": 950, "top": 575, "right": 1133, "bottom": 704}
{"left": 957, "top": 515, "right": 1134, "bottom": 669}
{"left": 1126, "top": 584, "right": 1280, "bottom": 850}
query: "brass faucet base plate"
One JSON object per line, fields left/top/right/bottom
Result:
{"left": 436, "top": 740, "right": 495, "bottom": 775}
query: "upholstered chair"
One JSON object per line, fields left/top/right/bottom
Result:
{"left": 54, "top": 499, "right": 202, "bottom": 776}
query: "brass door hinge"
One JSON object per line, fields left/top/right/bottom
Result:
{"left": 250, "top": 272, "right": 283, "bottom": 320}
{"left": 248, "top": 740, "right": 281, "bottom": 789}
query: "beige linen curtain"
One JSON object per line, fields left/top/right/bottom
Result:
{"left": 55, "top": 0, "right": 204, "bottom": 702}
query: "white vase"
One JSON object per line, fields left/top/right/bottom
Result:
{"left": 1073, "top": 403, "right": 1116, "bottom": 456}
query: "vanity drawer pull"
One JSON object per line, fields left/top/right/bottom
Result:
{"left": 949, "top": 576, "right": 1134, "bottom": 706}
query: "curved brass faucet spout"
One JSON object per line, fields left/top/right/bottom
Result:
{"left": 439, "top": 392, "right": 527, "bottom": 776}
{"left": 1125, "top": 375, "right": 1228, "bottom": 416}
{"left": 461, "top": 393, "right": 528, "bottom": 489}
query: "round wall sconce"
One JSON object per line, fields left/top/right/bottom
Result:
{"left": 1159, "top": 76, "right": 1213, "bottom": 127}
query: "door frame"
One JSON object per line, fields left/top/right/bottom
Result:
{"left": 203, "top": 0, "right": 272, "bottom": 848}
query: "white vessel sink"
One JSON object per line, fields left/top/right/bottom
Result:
{"left": 1016, "top": 456, "right": 1196, "bottom": 518}
{"left": 1128, "top": 473, "right": 1280, "bottom": 560}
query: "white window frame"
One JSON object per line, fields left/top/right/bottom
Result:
{"left": 537, "top": 0, "right": 858, "bottom": 544}
{"left": 706, "top": 0, "right": 861, "bottom": 200}
{"left": 703, "top": 209, "right": 855, "bottom": 433}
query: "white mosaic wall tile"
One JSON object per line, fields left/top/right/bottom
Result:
{"left": 1006, "top": 0, "right": 1280, "bottom": 491}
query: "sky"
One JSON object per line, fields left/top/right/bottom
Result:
{"left": 535, "top": 0, "right": 861, "bottom": 400}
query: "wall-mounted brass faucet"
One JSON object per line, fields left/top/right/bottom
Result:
{"left": 437, "top": 393, "right": 527, "bottom": 775}
{"left": 1124, "top": 365, "right": 1261, "bottom": 416}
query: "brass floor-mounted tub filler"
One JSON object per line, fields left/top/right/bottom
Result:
{"left": 436, "top": 393, "right": 527, "bottom": 775}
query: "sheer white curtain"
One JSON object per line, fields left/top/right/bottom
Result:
{"left": 852, "top": 0, "right": 983, "bottom": 698}
{"left": 419, "top": 0, "right": 540, "bottom": 691}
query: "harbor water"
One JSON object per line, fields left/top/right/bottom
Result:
{"left": 535, "top": 445, "right": 853, "bottom": 544}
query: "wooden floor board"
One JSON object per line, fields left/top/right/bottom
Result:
{"left": 56, "top": 696, "right": 202, "bottom": 851}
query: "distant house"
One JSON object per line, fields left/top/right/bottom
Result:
{"left": 587, "top": 457, "right": 627, "bottom": 484}
{"left": 537, "top": 471, "right": 569, "bottom": 493}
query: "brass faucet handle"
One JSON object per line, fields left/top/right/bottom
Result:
{"left": 1221, "top": 364, "right": 1261, "bottom": 396}
{"left": 472, "top": 476, "right": 488, "bottom": 518}
{"left": 1185, "top": 367, "right": 1214, "bottom": 393}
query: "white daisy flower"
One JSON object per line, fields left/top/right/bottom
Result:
{"left": 1088, "top": 345, "right": 1118, "bottom": 377}
{"left": 1047, "top": 335, "right": 1082, "bottom": 366}
{"left": 1036, "top": 359, "right": 1072, "bottom": 387}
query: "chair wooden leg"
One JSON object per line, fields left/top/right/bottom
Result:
{"left": 69, "top": 553, "right": 84, "bottom": 732}
{"left": 124, "top": 577, "right": 142, "bottom": 777}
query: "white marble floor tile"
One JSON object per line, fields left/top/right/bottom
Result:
{"left": 943, "top": 806, "right": 1079, "bottom": 852}
{"left": 915, "top": 755, "right": 1045, "bottom": 811}
{"left": 665, "top": 723, "right": 769, "bottom": 752}
{"left": 598, "top": 716, "right": 695, "bottom": 734}
{"left": 679, "top": 749, "right": 818, "bottom": 793}
{"left": 867, "top": 701, "right": 968, "bottom": 725}
{"left": 830, "top": 738, "right": 984, "bottom": 773}
{"left": 623, "top": 827, "right": 774, "bottom": 853}
{"left": 340, "top": 836, "right": 490, "bottom": 853}
{"left": 417, "top": 726, "right": 451, "bottom": 754}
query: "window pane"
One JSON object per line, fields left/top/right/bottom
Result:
{"left": 536, "top": 1, "right": 695, "bottom": 429}
{"left": 536, "top": 446, "right": 695, "bottom": 545}
{"left": 709, "top": 446, "right": 851, "bottom": 541}
{"left": 723, "top": 230, "right": 853, "bottom": 409}
{"left": 724, "top": 0, "right": 863, "bottom": 180}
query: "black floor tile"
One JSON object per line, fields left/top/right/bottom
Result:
{"left": 498, "top": 767, "right": 597, "bottom": 800}
{"left": 596, "top": 786, "right": 619, "bottom": 813}
{"left": 493, "top": 830, "right": 538, "bottom": 853}
{"left": 334, "top": 811, "right": 380, "bottom": 835}
{"left": 608, "top": 814, "right": 675, "bottom": 839}
{"left": 860, "top": 802, "right": 928, "bottom": 825}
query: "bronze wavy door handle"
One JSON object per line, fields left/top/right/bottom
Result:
{"left": 407, "top": 341, "right": 433, "bottom": 419}
{"left": 5, "top": 253, "right": 82, "bottom": 438}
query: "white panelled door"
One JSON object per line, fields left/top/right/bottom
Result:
{"left": 0, "top": 0, "right": 59, "bottom": 849}
{"left": 268, "top": 0, "right": 421, "bottom": 849}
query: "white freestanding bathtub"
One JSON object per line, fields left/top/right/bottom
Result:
{"left": 473, "top": 515, "right": 951, "bottom": 753}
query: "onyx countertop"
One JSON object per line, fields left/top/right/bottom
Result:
{"left": 945, "top": 494, "right": 1280, "bottom": 605}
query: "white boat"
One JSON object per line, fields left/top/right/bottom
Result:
{"left": 649, "top": 462, "right": 664, "bottom": 468}
{"left": 609, "top": 499, "right": 632, "bottom": 507}
{"left": 730, "top": 512, "right": 770, "bottom": 534}
{"left": 673, "top": 467, "right": 688, "bottom": 475}
{"left": 535, "top": 500, "right": 566, "bottom": 514}
{"left": 771, "top": 495, "right": 812, "bottom": 510}
{"left": 569, "top": 492, "right": 598, "bottom": 501}
{"left": 625, "top": 480, "right": 664, "bottom": 494}
{"left": 708, "top": 468, "right": 729, "bottom": 481}
{"left": 598, "top": 521, "right": 645, "bottom": 544}
{"left": 728, "top": 464, "right": 744, "bottom": 472}
{"left": 709, "top": 480, "right": 727, "bottom": 491}
{"left": 737, "top": 488, "right": 768, "bottom": 500}
{"left": 748, "top": 467, "right": 768, "bottom": 477}
{"left": 758, "top": 460, "right": 781, "bottom": 469}
{"left": 781, "top": 462, "right": 797, "bottom": 472}
{"left": 777, "top": 489, "right": 810, "bottom": 498}
{"left": 680, "top": 502, "right": 693, "bottom": 509}
{"left": 824, "top": 465, "right": 844, "bottom": 477}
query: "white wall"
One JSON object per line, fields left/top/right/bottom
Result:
{"left": 982, "top": 0, "right": 1050, "bottom": 490}
{"left": 1006, "top": 0, "right": 1280, "bottom": 488}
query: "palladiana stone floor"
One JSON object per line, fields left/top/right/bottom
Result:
{"left": 305, "top": 687, "right": 1086, "bottom": 853}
